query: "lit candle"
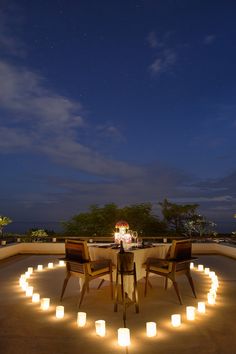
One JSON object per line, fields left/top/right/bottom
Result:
{"left": 77, "top": 312, "right": 86, "bottom": 327}
{"left": 171, "top": 314, "right": 181, "bottom": 327}
{"left": 95, "top": 320, "right": 106, "bottom": 337}
{"left": 32, "top": 293, "right": 40, "bottom": 303}
{"left": 198, "top": 264, "right": 204, "bottom": 271}
{"left": 209, "top": 289, "right": 217, "bottom": 298}
{"left": 59, "top": 260, "right": 65, "bottom": 267}
{"left": 207, "top": 292, "right": 215, "bottom": 305}
{"left": 56, "top": 306, "right": 64, "bottom": 319}
{"left": 48, "top": 262, "right": 54, "bottom": 269}
{"left": 204, "top": 267, "right": 210, "bottom": 275}
{"left": 19, "top": 275, "right": 27, "bottom": 286}
{"left": 41, "top": 298, "right": 50, "bottom": 310}
{"left": 24, "top": 271, "right": 31, "bottom": 279}
{"left": 21, "top": 281, "right": 28, "bottom": 291}
{"left": 209, "top": 271, "right": 215, "bottom": 278}
{"left": 37, "top": 265, "right": 43, "bottom": 271}
{"left": 27, "top": 267, "right": 33, "bottom": 275}
{"left": 190, "top": 262, "right": 194, "bottom": 269}
{"left": 198, "top": 302, "right": 206, "bottom": 314}
{"left": 186, "top": 306, "right": 195, "bottom": 320}
{"left": 118, "top": 328, "right": 131, "bottom": 346}
{"left": 26, "top": 286, "right": 34, "bottom": 297}
{"left": 146, "top": 322, "right": 157, "bottom": 337}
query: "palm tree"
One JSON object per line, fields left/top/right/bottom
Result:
{"left": 0, "top": 216, "right": 12, "bottom": 239}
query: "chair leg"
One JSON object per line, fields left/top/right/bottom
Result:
{"left": 60, "top": 273, "right": 71, "bottom": 301}
{"left": 78, "top": 280, "right": 88, "bottom": 308}
{"left": 172, "top": 280, "right": 183, "bottom": 305}
{"left": 97, "top": 279, "right": 105, "bottom": 289}
{"left": 144, "top": 269, "right": 149, "bottom": 296}
{"left": 109, "top": 264, "right": 114, "bottom": 299}
{"left": 121, "top": 273, "right": 126, "bottom": 327}
{"left": 186, "top": 271, "right": 197, "bottom": 298}
{"left": 114, "top": 270, "right": 119, "bottom": 312}
{"left": 164, "top": 277, "right": 168, "bottom": 290}
{"left": 133, "top": 266, "right": 139, "bottom": 314}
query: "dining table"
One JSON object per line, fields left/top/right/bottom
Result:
{"left": 89, "top": 243, "right": 170, "bottom": 298}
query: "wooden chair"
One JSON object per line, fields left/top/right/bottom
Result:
{"left": 114, "top": 251, "right": 139, "bottom": 326}
{"left": 144, "top": 239, "right": 197, "bottom": 305}
{"left": 60, "top": 239, "right": 114, "bottom": 308}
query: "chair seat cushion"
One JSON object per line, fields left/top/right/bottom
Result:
{"left": 149, "top": 265, "right": 170, "bottom": 274}
{"left": 90, "top": 259, "right": 111, "bottom": 273}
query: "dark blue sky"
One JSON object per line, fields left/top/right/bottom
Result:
{"left": 0, "top": 0, "right": 236, "bottom": 233}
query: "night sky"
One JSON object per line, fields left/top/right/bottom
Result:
{"left": 0, "top": 0, "right": 236, "bottom": 233}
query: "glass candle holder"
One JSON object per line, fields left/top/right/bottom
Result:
{"left": 171, "top": 314, "right": 181, "bottom": 327}
{"left": 26, "top": 286, "right": 34, "bottom": 297}
{"left": 198, "top": 302, "right": 206, "bottom": 314}
{"left": 41, "top": 298, "right": 50, "bottom": 310}
{"left": 32, "top": 293, "right": 40, "bottom": 303}
{"left": 37, "top": 265, "right": 43, "bottom": 271}
{"left": 27, "top": 267, "right": 33, "bottom": 275}
{"left": 56, "top": 306, "right": 64, "bottom": 319}
{"left": 118, "top": 328, "right": 131, "bottom": 346}
{"left": 95, "top": 320, "right": 106, "bottom": 337}
{"left": 186, "top": 306, "right": 195, "bottom": 320}
{"left": 77, "top": 312, "right": 86, "bottom": 327}
{"left": 48, "top": 262, "right": 54, "bottom": 269}
{"left": 146, "top": 322, "right": 157, "bottom": 337}
{"left": 198, "top": 264, "right": 204, "bottom": 271}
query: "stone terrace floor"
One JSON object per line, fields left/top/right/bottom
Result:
{"left": 0, "top": 254, "right": 236, "bottom": 354}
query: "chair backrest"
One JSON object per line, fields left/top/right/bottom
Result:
{"left": 65, "top": 239, "right": 90, "bottom": 263}
{"left": 168, "top": 239, "right": 192, "bottom": 271}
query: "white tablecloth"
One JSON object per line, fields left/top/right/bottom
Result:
{"left": 89, "top": 244, "right": 169, "bottom": 298}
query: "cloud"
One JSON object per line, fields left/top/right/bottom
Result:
{"left": 147, "top": 31, "right": 158, "bottom": 48}
{"left": 0, "top": 9, "right": 26, "bottom": 57}
{"left": 0, "top": 59, "right": 142, "bottom": 178}
{"left": 203, "top": 34, "right": 216, "bottom": 45}
{"left": 147, "top": 31, "right": 177, "bottom": 75}
{"left": 150, "top": 49, "right": 176, "bottom": 74}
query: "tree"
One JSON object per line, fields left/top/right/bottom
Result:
{"left": 31, "top": 229, "right": 48, "bottom": 242}
{"left": 0, "top": 216, "right": 12, "bottom": 238}
{"left": 62, "top": 204, "right": 120, "bottom": 236}
{"left": 159, "top": 199, "right": 199, "bottom": 234}
{"left": 62, "top": 203, "right": 167, "bottom": 237}
{"left": 183, "top": 215, "right": 217, "bottom": 237}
